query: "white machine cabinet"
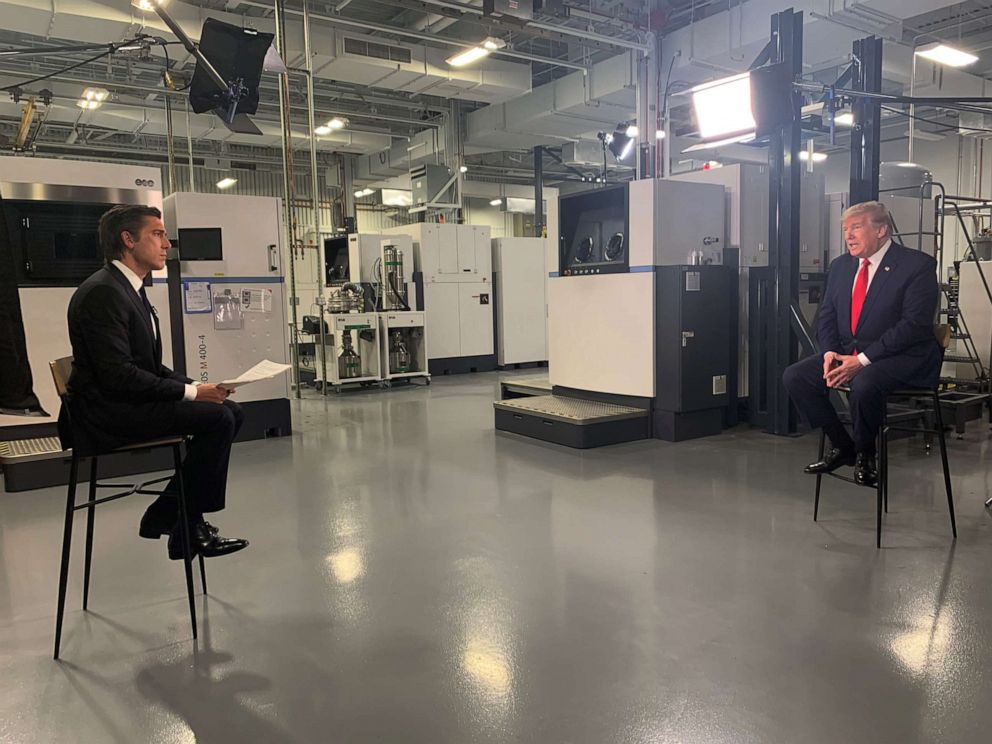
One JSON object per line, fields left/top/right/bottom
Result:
{"left": 382, "top": 223, "right": 495, "bottom": 374}
{"left": 163, "top": 192, "right": 291, "bottom": 439}
{"left": 378, "top": 311, "right": 430, "bottom": 384}
{"left": 492, "top": 237, "right": 548, "bottom": 366}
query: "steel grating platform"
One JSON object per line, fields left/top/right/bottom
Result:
{"left": 0, "top": 436, "right": 63, "bottom": 464}
{"left": 494, "top": 395, "right": 650, "bottom": 448}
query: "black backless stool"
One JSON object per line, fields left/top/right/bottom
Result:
{"left": 49, "top": 356, "right": 206, "bottom": 659}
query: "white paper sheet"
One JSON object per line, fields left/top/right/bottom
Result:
{"left": 219, "top": 359, "right": 292, "bottom": 390}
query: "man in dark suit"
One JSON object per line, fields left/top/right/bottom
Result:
{"left": 61, "top": 204, "right": 248, "bottom": 559}
{"left": 783, "top": 200, "right": 941, "bottom": 486}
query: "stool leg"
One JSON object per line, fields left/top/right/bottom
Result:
{"left": 173, "top": 444, "right": 198, "bottom": 640}
{"left": 882, "top": 422, "right": 889, "bottom": 515}
{"left": 82, "top": 457, "right": 98, "bottom": 611}
{"left": 54, "top": 454, "right": 79, "bottom": 660}
{"left": 199, "top": 554, "right": 207, "bottom": 595}
{"left": 876, "top": 430, "right": 884, "bottom": 550}
{"left": 933, "top": 392, "right": 957, "bottom": 539}
{"left": 813, "top": 431, "right": 825, "bottom": 522}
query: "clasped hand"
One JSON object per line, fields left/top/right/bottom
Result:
{"left": 822, "top": 351, "right": 864, "bottom": 389}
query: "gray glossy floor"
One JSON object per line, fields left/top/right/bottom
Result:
{"left": 2, "top": 371, "right": 992, "bottom": 743}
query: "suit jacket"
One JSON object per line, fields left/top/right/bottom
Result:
{"left": 816, "top": 242, "right": 942, "bottom": 387}
{"left": 59, "top": 264, "right": 191, "bottom": 452}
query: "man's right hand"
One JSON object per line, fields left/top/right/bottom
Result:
{"left": 822, "top": 351, "right": 840, "bottom": 379}
{"left": 194, "top": 383, "right": 229, "bottom": 404}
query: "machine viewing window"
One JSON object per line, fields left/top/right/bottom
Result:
{"left": 4, "top": 200, "right": 109, "bottom": 287}
{"left": 559, "top": 184, "right": 629, "bottom": 276}
{"left": 177, "top": 227, "right": 223, "bottom": 261}
{"left": 324, "top": 236, "right": 350, "bottom": 284}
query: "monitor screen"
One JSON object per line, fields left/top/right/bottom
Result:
{"left": 177, "top": 227, "right": 223, "bottom": 261}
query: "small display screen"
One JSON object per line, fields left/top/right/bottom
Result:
{"left": 324, "top": 236, "right": 350, "bottom": 283}
{"left": 177, "top": 227, "right": 223, "bottom": 261}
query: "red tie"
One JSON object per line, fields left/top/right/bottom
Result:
{"left": 850, "top": 258, "right": 871, "bottom": 335}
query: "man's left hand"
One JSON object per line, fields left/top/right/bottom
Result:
{"left": 824, "top": 354, "right": 864, "bottom": 388}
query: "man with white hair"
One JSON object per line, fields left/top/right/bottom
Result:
{"left": 783, "top": 200, "right": 942, "bottom": 486}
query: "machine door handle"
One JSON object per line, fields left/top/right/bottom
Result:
{"left": 267, "top": 244, "right": 278, "bottom": 272}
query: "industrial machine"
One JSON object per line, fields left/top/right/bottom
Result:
{"left": 0, "top": 157, "right": 170, "bottom": 491}
{"left": 383, "top": 223, "right": 494, "bottom": 375}
{"left": 495, "top": 178, "right": 733, "bottom": 447}
{"left": 492, "top": 237, "right": 548, "bottom": 367}
{"left": 312, "top": 312, "right": 383, "bottom": 391}
{"left": 671, "top": 163, "right": 826, "bottom": 401}
{"left": 325, "top": 231, "right": 429, "bottom": 387}
{"left": 163, "top": 192, "right": 291, "bottom": 439}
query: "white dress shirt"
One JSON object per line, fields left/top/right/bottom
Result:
{"left": 111, "top": 260, "right": 197, "bottom": 401}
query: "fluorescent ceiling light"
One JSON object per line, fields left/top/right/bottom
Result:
{"left": 216, "top": 177, "right": 237, "bottom": 189}
{"left": 656, "top": 130, "right": 666, "bottom": 140}
{"left": 489, "top": 198, "right": 503, "bottom": 206}
{"left": 691, "top": 72, "right": 755, "bottom": 140}
{"left": 798, "top": 151, "right": 827, "bottom": 162}
{"left": 327, "top": 117, "right": 347, "bottom": 130}
{"left": 915, "top": 44, "right": 978, "bottom": 68}
{"left": 354, "top": 188, "right": 374, "bottom": 198}
{"left": 77, "top": 99, "right": 101, "bottom": 110}
{"left": 314, "top": 125, "right": 332, "bottom": 136}
{"left": 446, "top": 46, "right": 490, "bottom": 67}
{"left": 833, "top": 112, "right": 854, "bottom": 127}
{"left": 625, "top": 124, "right": 639, "bottom": 138}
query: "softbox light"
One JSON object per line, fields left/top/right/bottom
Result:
{"left": 189, "top": 18, "right": 274, "bottom": 132}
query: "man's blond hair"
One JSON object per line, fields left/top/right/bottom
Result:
{"left": 841, "top": 200, "right": 892, "bottom": 235}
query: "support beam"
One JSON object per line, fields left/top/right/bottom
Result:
{"left": 849, "top": 36, "right": 883, "bottom": 204}
{"left": 764, "top": 7, "right": 804, "bottom": 436}
{"left": 534, "top": 145, "right": 544, "bottom": 239}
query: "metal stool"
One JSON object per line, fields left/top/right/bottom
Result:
{"left": 813, "top": 386, "right": 956, "bottom": 548}
{"left": 50, "top": 357, "right": 206, "bottom": 659}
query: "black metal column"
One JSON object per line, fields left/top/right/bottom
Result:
{"left": 534, "top": 145, "right": 544, "bottom": 237}
{"left": 765, "top": 8, "right": 804, "bottom": 435}
{"left": 849, "top": 36, "right": 883, "bottom": 203}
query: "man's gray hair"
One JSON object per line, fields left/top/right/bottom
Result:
{"left": 841, "top": 200, "right": 892, "bottom": 232}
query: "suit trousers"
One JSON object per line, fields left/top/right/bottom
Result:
{"left": 783, "top": 354, "right": 909, "bottom": 452}
{"left": 72, "top": 400, "right": 244, "bottom": 522}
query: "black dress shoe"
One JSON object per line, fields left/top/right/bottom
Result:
{"left": 168, "top": 522, "right": 249, "bottom": 560}
{"left": 854, "top": 453, "right": 878, "bottom": 487}
{"left": 804, "top": 447, "right": 856, "bottom": 474}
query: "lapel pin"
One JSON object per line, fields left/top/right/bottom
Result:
{"left": 884, "top": 266, "right": 890, "bottom": 272}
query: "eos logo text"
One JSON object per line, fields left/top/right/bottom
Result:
{"left": 134, "top": 178, "right": 156, "bottom": 187}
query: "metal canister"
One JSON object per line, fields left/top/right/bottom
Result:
{"left": 337, "top": 331, "right": 362, "bottom": 379}
{"left": 388, "top": 330, "right": 411, "bottom": 373}
{"left": 383, "top": 245, "right": 406, "bottom": 309}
